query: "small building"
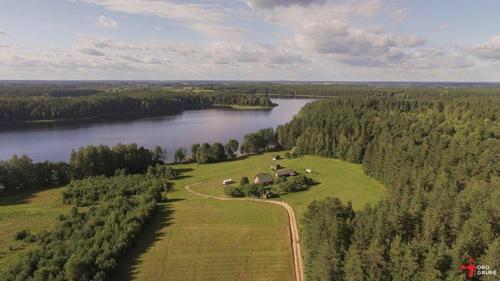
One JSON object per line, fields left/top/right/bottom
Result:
{"left": 305, "top": 169, "right": 312, "bottom": 174}
{"left": 254, "top": 173, "right": 273, "bottom": 185}
{"left": 270, "top": 164, "right": 282, "bottom": 171}
{"left": 275, "top": 169, "right": 297, "bottom": 177}
{"left": 223, "top": 179, "right": 234, "bottom": 185}
{"left": 272, "top": 155, "right": 281, "bottom": 161}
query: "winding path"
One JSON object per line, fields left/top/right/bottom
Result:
{"left": 184, "top": 184, "right": 304, "bottom": 281}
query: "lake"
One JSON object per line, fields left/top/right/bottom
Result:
{"left": 0, "top": 98, "right": 315, "bottom": 162}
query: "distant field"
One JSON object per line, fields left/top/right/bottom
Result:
{"left": 0, "top": 187, "right": 69, "bottom": 269}
{"left": 116, "top": 185, "right": 294, "bottom": 281}
{"left": 182, "top": 153, "right": 386, "bottom": 216}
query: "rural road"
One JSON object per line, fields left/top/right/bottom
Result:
{"left": 184, "top": 185, "right": 305, "bottom": 281}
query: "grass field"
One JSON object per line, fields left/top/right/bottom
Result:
{"left": 179, "top": 152, "right": 386, "bottom": 216}
{"left": 123, "top": 153, "right": 385, "bottom": 281}
{"left": 116, "top": 184, "right": 294, "bottom": 281}
{"left": 0, "top": 187, "right": 70, "bottom": 269}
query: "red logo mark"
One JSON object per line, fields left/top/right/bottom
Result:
{"left": 460, "top": 256, "right": 476, "bottom": 279}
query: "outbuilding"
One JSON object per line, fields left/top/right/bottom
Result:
{"left": 254, "top": 173, "right": 273, "bottom": 185}
{"left": 275, "top": 169, "right": 297, "bottom": 177}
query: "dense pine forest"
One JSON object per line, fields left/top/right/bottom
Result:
{"left": 0, "top": 87, "right": 274, "bottom": 122}
{"left": 276, "top": 94, "right": 499, "bottom": 280}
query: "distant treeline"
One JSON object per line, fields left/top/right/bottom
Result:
{"left": 276, "top": 95, "right": 499, "bottom": 280}
{"left": 0, "top": 89, "right": 274, "bottom": 122}
{"left": 198, "top": 82, "right": 500, "bottom": 99}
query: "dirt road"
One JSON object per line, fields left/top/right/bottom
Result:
{"left": 184, "top": 185, "right": 304, "bottom": 281}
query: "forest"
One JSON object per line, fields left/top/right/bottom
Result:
{"left": 276, "top": 94, "right": 499, "bottom": 280}
{"left": 0, "top": 87, "right": 274, "bottom": 122}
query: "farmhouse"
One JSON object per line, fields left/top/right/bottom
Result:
{"left": 275, "top": 169, "right": 296, "bottom": 177}
{"left": 254, "top": 173, "right": 273, "bottom": 185}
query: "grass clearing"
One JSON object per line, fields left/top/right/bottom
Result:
{"left": 123, "top": 153, "right": 385, "bottom": 280}
{"left": 116, "top": 184, "right": 294, "bottom": 281}
{"left": 0, "top": 187, "right": 70, "bottom": 269}
{"left": 178, "top": 153, "right": 386, "bottom": 216}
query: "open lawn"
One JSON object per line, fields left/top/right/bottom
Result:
{"left": 123, "top": 153, "right": 385, "bottom": 280}
{"left": 179, "top": 153, "right": 386, "bottom": 216}
{"left": 0, "top": 187, "right": 70, "bottom": 269}
{"left": 115, "top": 184, "right": 294, "bottom": 281}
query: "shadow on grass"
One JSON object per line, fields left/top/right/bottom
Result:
{"left": 113, "top": 198, "right": 183, "bottom": 281}
{"left": 0, "top": 185, "right": 64, "bottom": 206}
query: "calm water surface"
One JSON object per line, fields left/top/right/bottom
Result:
{"left": 0, "top": 99, "right": 315, "bottom": 162}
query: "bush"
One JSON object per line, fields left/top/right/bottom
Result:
{"left": 224, "top": 185, "right": 245, "bottom": 197}
{"left": 274, "top": 175, "right": 311, "bottom": 194}
{"left": 14, "top": 230, "right": 31, "bottom": 241}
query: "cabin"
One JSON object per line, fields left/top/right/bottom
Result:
{"left": 272, "top": 155, "right": 281, "bottom": 161}
{"left": 275, "top": 169, "right": 297, "bottom": 177}
{"left": 223, "top": 179, "right": 234, "bottom": 185}
{"left": 254, "top": 173, "right": 273, "bottom": 185}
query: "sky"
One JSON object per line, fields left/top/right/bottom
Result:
{"left": 0, "top": 0, "right": 499, "bottom": 81}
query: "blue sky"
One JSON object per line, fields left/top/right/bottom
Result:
{"left": 0, "top": 0, "right": 499, "bottom": 81}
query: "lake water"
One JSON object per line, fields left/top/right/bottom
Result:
{"left": 0, "top": 98, "right": 315, "bottom": 162}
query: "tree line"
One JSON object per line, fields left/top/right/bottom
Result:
{"left": 0, "top": 127, "right": 282, "bottom": 192}
{"left": 0, "top": 143, "right": 166, "bottom": 192}
{"left": 0, "top": 89, "right": 274, "bottom": 122}
{"left": 276, "top": 95, "right": 499, "bottom": 280}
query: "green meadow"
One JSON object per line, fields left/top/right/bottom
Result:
{"left": 177, "top": 152, "right": 386, "bottom": 216}
{"left": 115, "top": 185, "right": 294, "bottom": 281}
{"left": 123, "top": 153, "right": 385, "bottom": 280}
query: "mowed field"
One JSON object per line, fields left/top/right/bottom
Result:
{"left": 183, "top": 152, "right": 386, "bottom": 216}
{"left": 123, "top": 153, "right": 385, "bottom": 281}
{"left": 0, "top": 187, "right": 70, "bottom": 269}
{"left": 116, "top": 185, "right": 294, "bottom": 281}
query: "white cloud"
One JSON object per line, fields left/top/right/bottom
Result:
{"left": 0, "top": 29, "right": 6, "bottom": 36}
{"left": 469, "top": 35, "right": 500, "bottom": 60}
{"left": 246, "top": 0, "right": 324, "bottom": 9}
{"left": 77, "top": 47, "right": 106, "bottom": 56}
{"left": 97, "top": 15, "right": 118, "bottom": 29}
{"left": 77, "top": 36, "right": 306, "bottom": 67}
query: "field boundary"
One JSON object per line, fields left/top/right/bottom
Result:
{"left": 184, "top": 184, "right": 304, "bottom": 281}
